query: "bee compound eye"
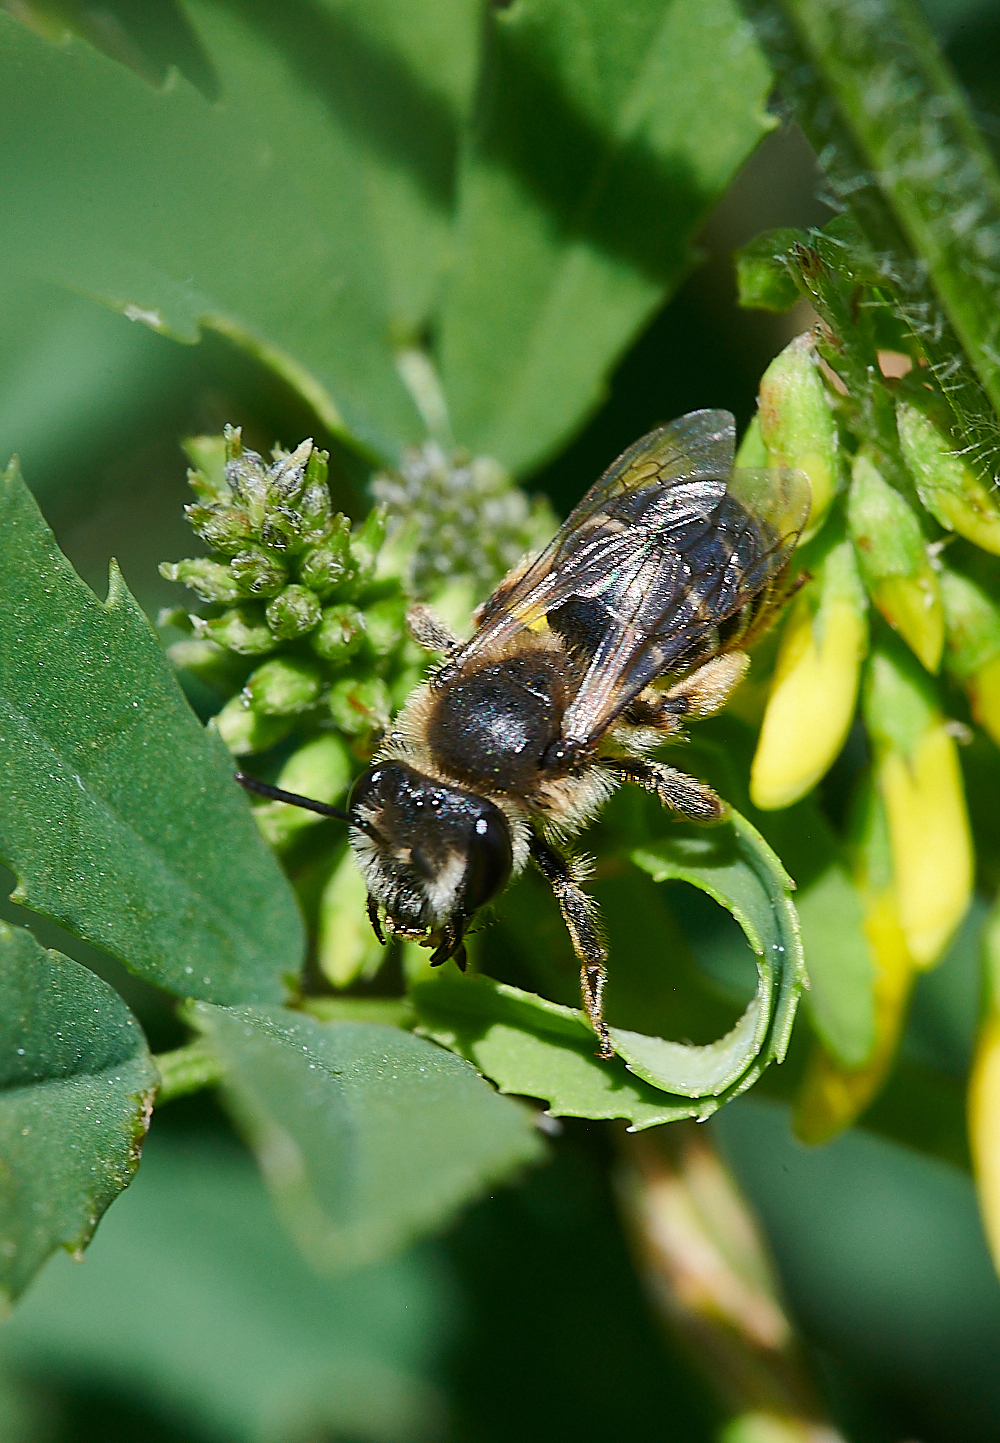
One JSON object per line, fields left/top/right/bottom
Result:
{"left": 462, "top": 806, "right": 513, "bottom": 912}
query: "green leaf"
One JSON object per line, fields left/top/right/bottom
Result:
{"left": 412, "top": 973, "right": 698, "bottom": 1130}
{"left": 0, "top": 0, "right": 481, "bottom": 462}
{"left": 0, "top": 1135, "right": 451, "bottom": 1442}
{"left": 0, "top": 459, "right": 301, "bottom": 1003}
{"left": 0, "top": 921, "right": 158, "bottom": 1307}
{"left": 628, "top": 809, "right": 804, "bottom": 1096}
{"left": 437, "top": 0, "right": 774, "bottom": 473}
{"left": 186, "top": 1003, "right": 545, "bottom": 1268}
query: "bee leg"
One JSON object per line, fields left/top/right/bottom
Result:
{"left": 406, "top": 603, "right": 461, "bottom": 656}
{"left": 628, "top": 652, "right": 750, "bottom": 728}
{"left": 607, "top": 758, "right": 725, "bottom": 824}
{"left": 528, "top": 833, "right": 612, "bottom": 1060}
{"left": 366, "top": 895, "right": 386, "bottom": 946}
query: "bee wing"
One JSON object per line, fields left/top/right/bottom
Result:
{"left": 557, "top": 462, "right": 811, "bottom": 746}
{"left": 451, "top": 410, "right": 811, "bottom": 750}
{"left": 464, "top": 410, "right": 739, "bottom": 647}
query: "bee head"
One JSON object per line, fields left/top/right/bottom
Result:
{"left": 347, "top": 760, "right": 513, "bottom": 966}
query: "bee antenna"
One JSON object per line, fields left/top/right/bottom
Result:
{"left": 234, "top": 771, "right": 353, "bottom": 825}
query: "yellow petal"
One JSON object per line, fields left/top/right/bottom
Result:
{"left": 870, "top": 573, "right": 944, "bottom": 674}
{"left": 970, "top": 1005, "right": 1000, "bottom": 1280}
{"left": 751, "top": 590, "right": 866, "bottom": 810}
{"left": 969, "top": 654, "right": 1000, "bottom": 749}
{"left": 878, "top": 724, "right": 972, "bottom": 967}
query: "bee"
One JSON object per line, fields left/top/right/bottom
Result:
{"left": 237, "top": 410, "right": 810, "bottom": 1058}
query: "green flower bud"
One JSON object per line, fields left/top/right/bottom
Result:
{"left": 242, "top": 657, "right": 324, "bottom": 715}
{"left": 848, "top": 451, "right": 943, "bottom": 673}
{"left": 318, "top": 846, "right": 385, "bottom": 987}
{"left": 363, "top": 595, "right": 406, "bottom": 657}
{"left": 229, "top": 547, "right": 287, "bottom": 598}
{"left": 940, "top": 565, "right": 1000, "bottom": 748}
{"left": 311, "top": 603, "right": 365, "bottom": 663}
{"left": 159, "top": 558, "right": 242, "bottom": 605}
{"left": 328, "top": 675, "right": 391, "bottom": 735}
{"left": 349, "top": 505, "right": 388, "bottom": 587}
{"left": 735, "top": 228, "right": 804, "bottom": 313}
{"left": 184, "top": 502, "right": 254, "bottom": 555}
{"left": 297, "top": 515, "right": 353, "bottom": 596}
{"left": 264, "top": 584, "right": 322, "bottom": 640}
{"left": 252, "top": 733, "right": 352, "bottom": 848}
{"left": 734, "top": 413, "right": 767, "bottom": 469}
{"left": 212, "top": 696, "right": 297, "bottom": 756}
{"left": 167, "top": 638, "right": 242, "bottom": 689}
{"left": 192, "top": 606, "right": 275, "bottom": 656}
{"left": 897, "top": 400, "right": 1000, "bottom": 555}
{"left": 182, "top": 432, "right": 229, "bottom": 502}
{"left": 758, "top": 332, "right": 841, "bottom": 538}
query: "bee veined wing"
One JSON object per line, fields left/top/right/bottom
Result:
{"left": 463, "top": 410, "right": 739, "bottom": 649}
{"left": 455, "top": 410, "right": 811, "bottom": 749}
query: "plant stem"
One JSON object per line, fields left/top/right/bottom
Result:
{"left": 743, "top": 0, "right": 1000, "bottom": 482}
{"left": 154, "top": 1042, "right": 223, "bottom": 1104}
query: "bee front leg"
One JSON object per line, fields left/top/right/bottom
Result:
{"left": 406, "top": 603, "right": 461, "bottom": 656}
{"left": 528, "top": 833, "right": 612, "bottom": 1060}
{"left": 607, "top": 758, "right": 725, "bottom": 823}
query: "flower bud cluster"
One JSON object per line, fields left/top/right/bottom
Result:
{"left": 159, "top": 427, "right": 416, "bottom": 819}
{"left": 370, "top": 441, "right": 554, "bottom": 595}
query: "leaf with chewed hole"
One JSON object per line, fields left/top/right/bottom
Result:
{"left": 0, "top": 922, "right": 158, "bottom": 1306}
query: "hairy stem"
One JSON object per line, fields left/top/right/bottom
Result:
{"left": 744, "top": 0, "right": 1000, "bottom": 482}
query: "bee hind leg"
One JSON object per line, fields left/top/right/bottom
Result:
{"left": 528, "top": 833, "right": 612, "bottom": 1060}
{"left": 406, "top": 603, "right": 461, "bottom": 656}
{"left": 628, "top": 651, "right": 750, "bottom": 728}
{"left": 607, "top": 758, "right": 725, "bottom": 824}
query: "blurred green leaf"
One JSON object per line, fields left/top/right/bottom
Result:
{"left": 0, "top": 921, "right": 157, "bottom": 1307}
{"left": 437, "top": 0, "right": 774, "bottom": 473}
{"left": 0, "top": 459, "right": 300, "bottom": 1004}
{"left": 754, "top": 803, "right": 874, "bottom": 1070}
{"left": 187, "top": 1003, "right": 545, "bottom": 1268}
{"left": 0, "top": 1134, "right": 450, "bottom": 1442}
{"left": 0, "top": 0, "right": 481, "bottom": 462}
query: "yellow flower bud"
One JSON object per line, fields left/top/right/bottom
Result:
{"left": 848, "top": 451, "right": 943, "bottom": 673}
{"left": 751, "top": 521, "right": 868, "bottom": 809}
{"left": 794, "top": 781, "right": 915, "bottom": 1144}
{"left": 795, "top": 892, "right": 915, "bottom": 1143}
{"left": 864, "top": 637, "right": 972, "bottom": 968}
{"left": 758, "top": 333, "right": 841, "bottom": 538}
{"left": 970, "top": 905, "right": 1000, "bottom": 1278}
{"left": 897, "top": 400, "right": 1000, "bottom": 555}
{"left": 317, "top": 846, "right": 385, "bottom": 989}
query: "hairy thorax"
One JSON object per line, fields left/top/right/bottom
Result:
{"left": 427, "top": 646, "right": 572, "bottom": 795}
